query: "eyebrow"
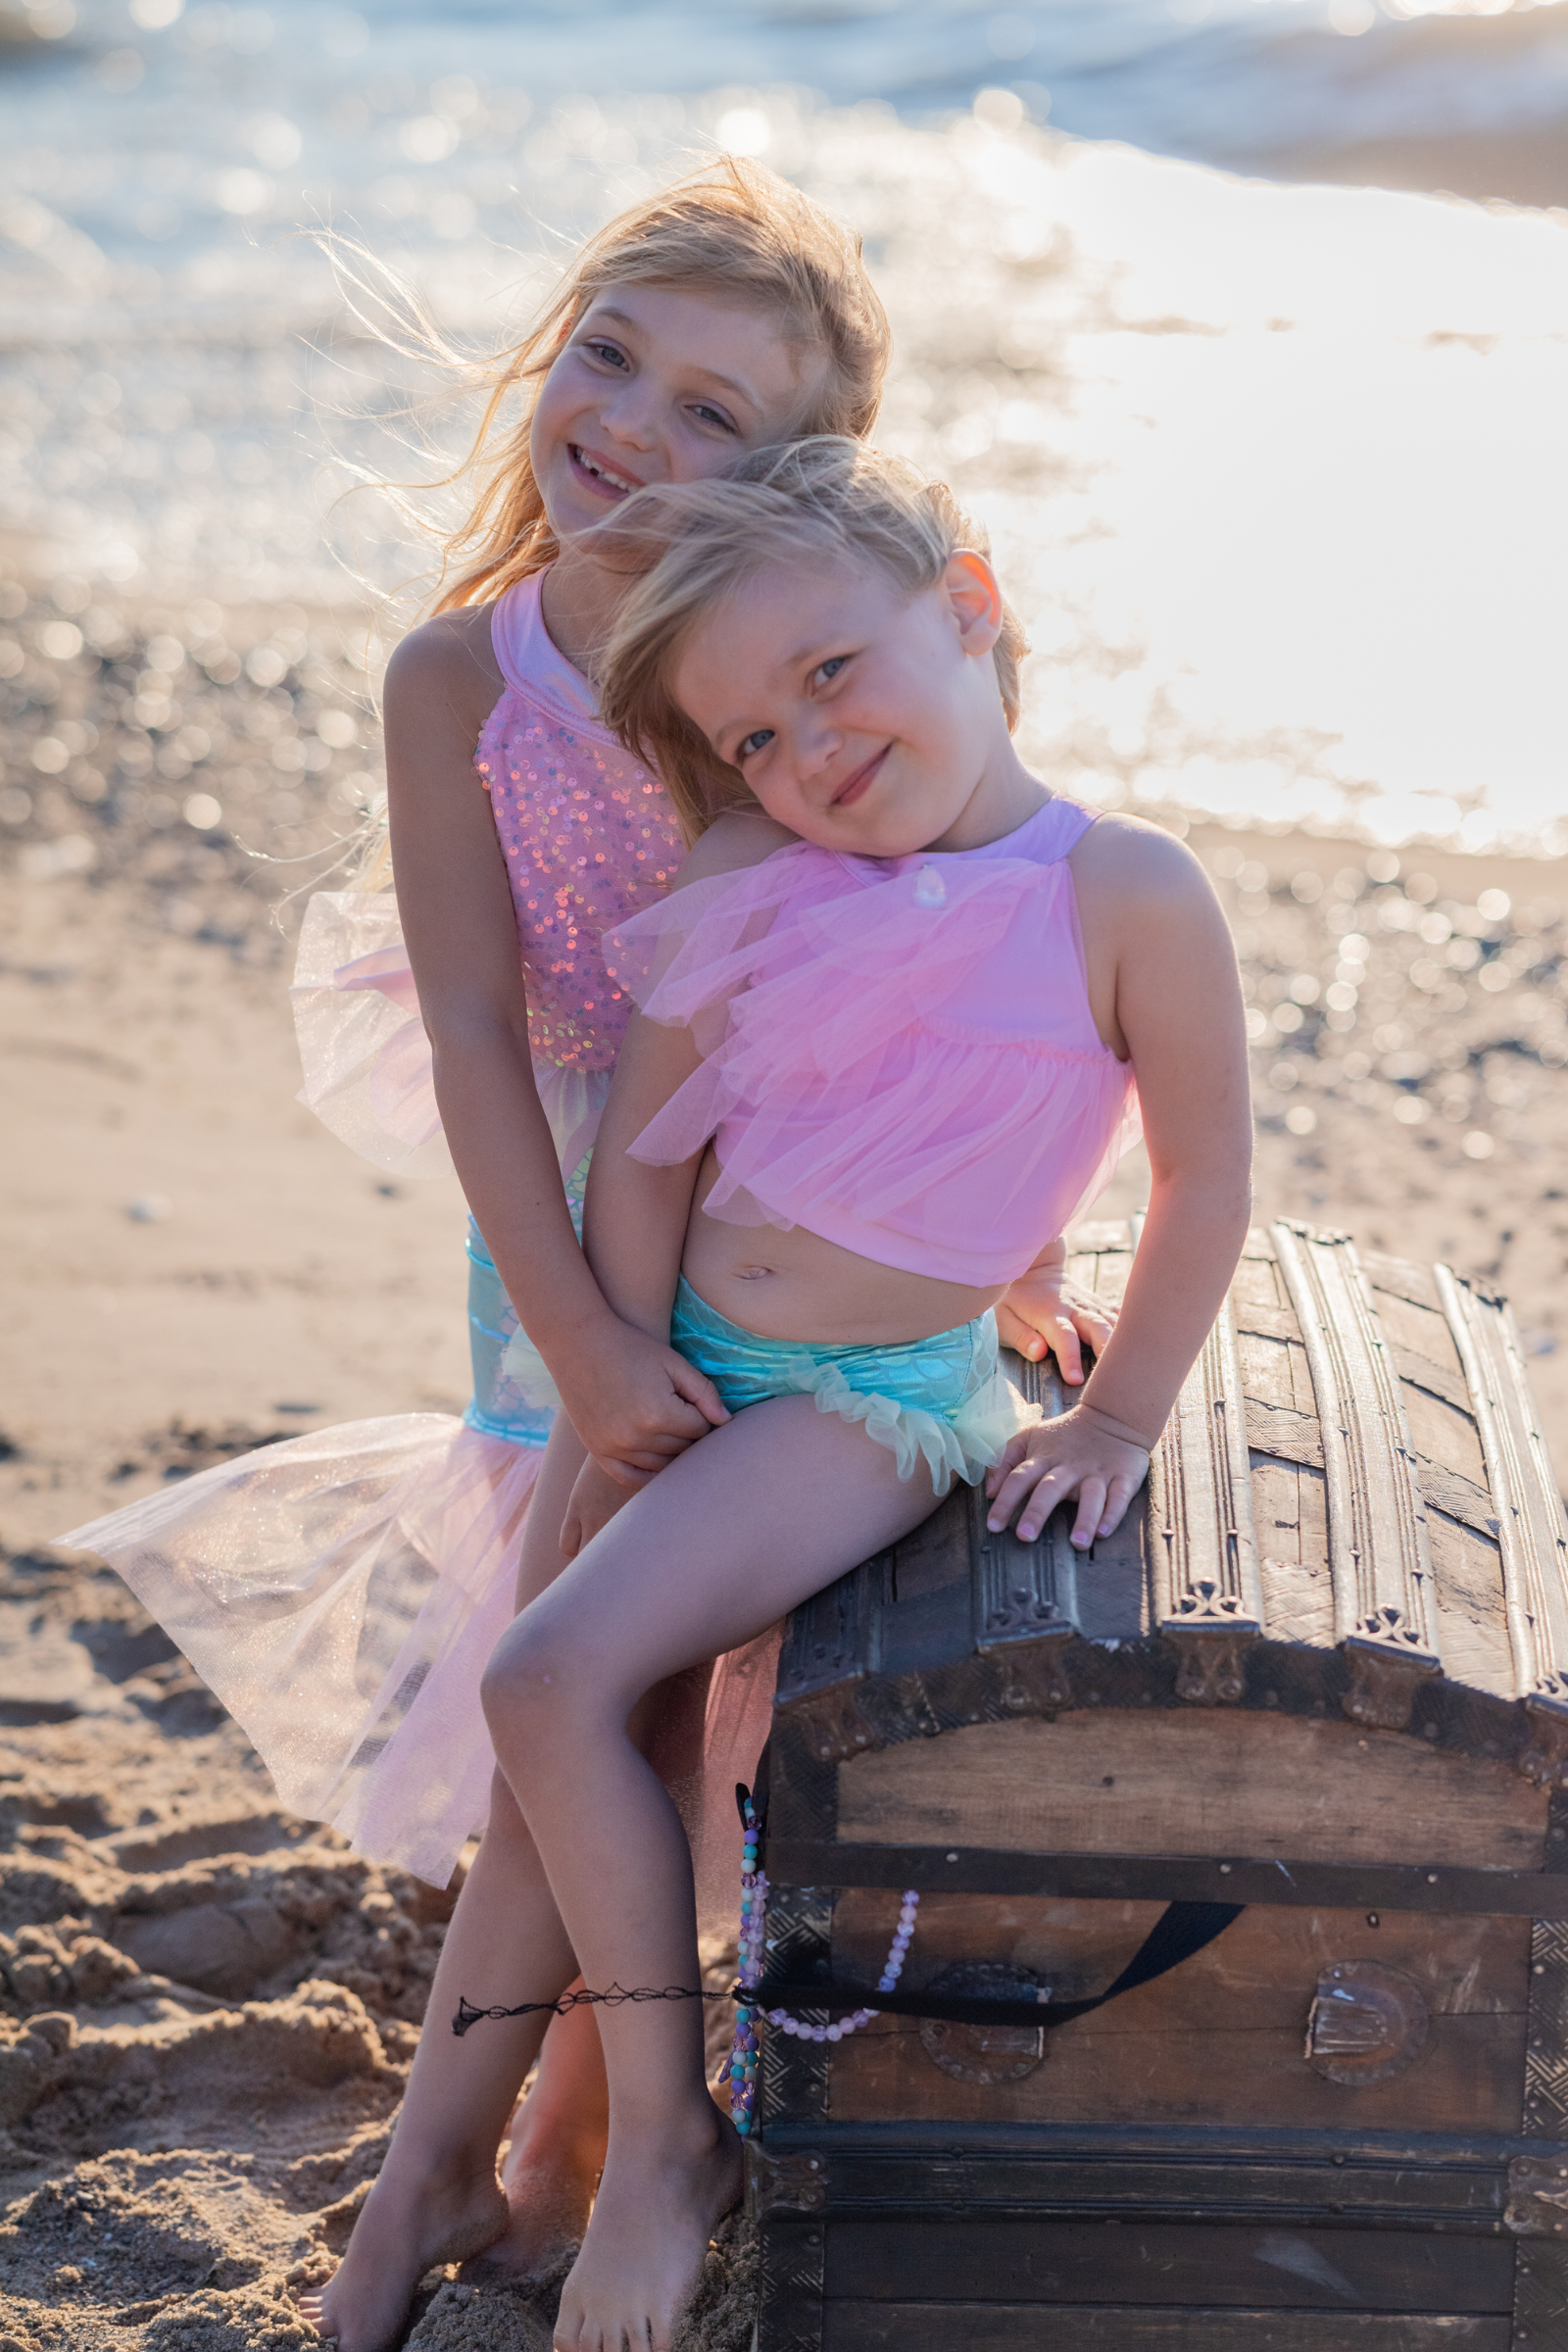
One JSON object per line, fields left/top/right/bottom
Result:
{"left": 589, "top": 306, "right": 764, "bottom": 416}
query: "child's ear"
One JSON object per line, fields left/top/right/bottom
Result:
{"left": 943, "top": 551, "right": 1004, "bottom": 658}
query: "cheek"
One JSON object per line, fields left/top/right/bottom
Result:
{"left": 663, "top": 427, "right": 742, "bottom": 487}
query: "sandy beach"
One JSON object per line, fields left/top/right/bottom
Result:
{"left": 0, "top": 586, "right": 1563, "bottom": 2345}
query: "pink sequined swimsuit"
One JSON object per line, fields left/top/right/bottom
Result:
{"left": 474, "top": 569, "right": 686, "bottom": 1074}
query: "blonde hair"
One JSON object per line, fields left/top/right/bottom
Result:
{"left": 596, "top": 437, "right": 1030, "bottom": 842}
{"left": 426, "top": 155, "right": 890, "bottom": 614}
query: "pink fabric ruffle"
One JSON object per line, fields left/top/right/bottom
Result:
{"left": 290, "top": 892, "right": 608, "bottom": 1184}
{"left": 605, "top": 841, "right": 1140, "bottom": 1291}
{"left": 59, "top": 1416, "right": 776, "bottom": 1924}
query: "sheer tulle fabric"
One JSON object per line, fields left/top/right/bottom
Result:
{"left": 67, "top": 882, "right": 778, "bottom": 1907}
{"left": 61, "top": 1418, "right": 540, "bottom": 1887}
{"left": 59, "top": 1411, "right": 777, "bottom": 1917}
{"left": 604, "top": 823, "right": 1140, "bottom": 1291}
{"left": 290, "top": 891, "right": 610, "bottom": 1189}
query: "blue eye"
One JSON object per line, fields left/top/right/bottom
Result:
{"left": 585, "top": 341, "right": 629, "bottom": 370}
{"left": 736, "top": 728, "right": 774, "bottom": 761}
{"left": 691, "top": 403, "right": 737, "bottom": 433}
{"left": 814, "top": 655, "right": 848, "bottom": 685}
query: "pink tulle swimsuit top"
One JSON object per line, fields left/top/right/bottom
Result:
{"left": 604, "top": 796, "right": 1141, "bottom": 1292}
{"left": 475, "top": 571, "right": 685, "bottom": 1074}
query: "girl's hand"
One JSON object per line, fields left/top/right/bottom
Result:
{"left": 996, "top": 1250, "right": 1116, "bottom": 1384}
{"left": 554, "top": 1317, "right": 729, "bottom": 1487}
{"left": 561, "top": 1454, "right": 636, "bottom": 1560}
{"left": 984, "top": 1406, "right": 1150, "bottom": 1548}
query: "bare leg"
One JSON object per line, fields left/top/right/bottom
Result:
{"left": 482, "top": 1397, "right": 940, "bottom": 2352}
{"left": 298, "top": 1768, "right": 574, "bottom": 2350}
{"left": 300, "top": 1422, "right": 598, "bottom": 2346}
{"left": 472, "top": 1431, "right": 714, "bottom": 2278}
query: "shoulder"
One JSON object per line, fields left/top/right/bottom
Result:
{"left": 383, "top": 606, "right": 505, "bottom": 737}
{"left": 672, "top": 808, "right": 800, "bottom": 889}
{"left": 1068, "top": 809, "right": 1211, "bottom": 898}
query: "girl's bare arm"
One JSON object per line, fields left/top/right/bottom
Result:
{"left": 986, "top": 820, "right": 1252, "bottom": 1544}
{"left": 383, "top": 609, "right": 726, "bottom": 1479}
{"left": 580, "top": 808, "right": 794, "bottom": 1348}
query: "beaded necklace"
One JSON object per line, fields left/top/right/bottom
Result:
{"left": 727, "top": 1788, "right": 919, "bottom": 2136}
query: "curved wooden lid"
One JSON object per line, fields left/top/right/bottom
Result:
{"left": 773, "top": 1219, "right": 1568, "bottom": 1788}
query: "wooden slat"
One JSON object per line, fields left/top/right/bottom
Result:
{"left": 834, "top": 1713, "right": 1546, "bottom": 1872}
{"left": 1436, "top": 1266, "right": 1568, "bottom": 1771}
{"left": 831, "top": 1894, "right": 1528, "bottom": 2033}
{"left": 829, "top": 2010, "right": 1527, "bottom": 2136}
{"left": 812, "top": 2137, "right": 1518, "bottom": 2218}
{"left": 1392, "top": 1347, "right": 1475, "bottom": 1420}
{"left": 821, "top": 2217, "right": 1516, "bottom": 2311}
{"left": 782, "top": 1838, "right": 1568, "bottom": 1917}
{"left": 1272, "top": 1224, "right": 1441, "bottom": 1730}
{"left": 821, "top": 2303, "right": 1511, "bottom": 2350}
{"left": 1149, "top": 1286, "right": 1263, "bottom": 1705}
{"left": 1247, "top": 1399, "right": 1325, "bottom": 1468}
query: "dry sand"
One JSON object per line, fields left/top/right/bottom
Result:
{"left": 1, "top": 589, "right": 1565, "bottom": 2347}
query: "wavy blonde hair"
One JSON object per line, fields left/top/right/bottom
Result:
{"left": 420, "top": 155, "right": 891, "bottom": 614}
{"left": 595, "top": 437, "right": 1030, "bottom": 842}
{"left": 341, "top": 156, "right": 891, "bottom": 883}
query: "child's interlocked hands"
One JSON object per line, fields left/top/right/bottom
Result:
{"left": 985, "top": 1399, "right": 1152, "bottom": 1549}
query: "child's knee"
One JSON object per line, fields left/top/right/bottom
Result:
{"left": 480, "top": 1607, "right": 582, "bottom": 1740}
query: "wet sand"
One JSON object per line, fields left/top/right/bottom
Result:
{"left": 1, "top": 592, "right": 1565, "bottom": 2347}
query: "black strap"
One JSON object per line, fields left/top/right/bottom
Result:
{"left": 748, "top": 1899, "right": 1244, "bottom": 2030}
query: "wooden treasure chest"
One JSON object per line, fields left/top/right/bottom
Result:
{"left": 748, "top": 1218, "right": 1568, "bottom": 2352}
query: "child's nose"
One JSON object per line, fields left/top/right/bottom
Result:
{"left": 600, "top": 382, "right": 660, "bottom": 452}
{"left": 795, "top": 715, "right": 843, "bottom": 779}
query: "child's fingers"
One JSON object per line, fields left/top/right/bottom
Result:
{"left": 995, "top": 1300, "right": 1049, "bottom": 1362}
{"left": 597, "top": 1453, "right": 660, "bottom": 1491}
{"left": 1050, "top": 1320, "right": 1085, "bottom": 1385}
{"left": 1070, "top": 1477, "right": 1107, "bottom": 1549}
{"left": 1097, "top": 1469, "right": 1146, "bottom": 1540}
{"left": 984, "top": 1433, "right": 1030, "bottom": 1498}
{"left": 1016, "top": 1465, "right": 1075, "bottom": 1543}
{"left": 667, "top": 1359, "right": 731, "bottom": 1427}
{"left": 987, "top": 1455, "right": 1069, "bottom": 1540}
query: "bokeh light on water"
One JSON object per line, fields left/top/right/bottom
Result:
{"left": 0, "top": 0, "right": 1565, "bottom": 854}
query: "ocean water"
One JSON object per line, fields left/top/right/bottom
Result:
{"left": 1, "top": 0, "right": 1565, "bottom": 851}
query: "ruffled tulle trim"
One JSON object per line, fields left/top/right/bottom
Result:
{"left": 290, "top": 892, "right": 609, "bottom": 1184}
{"left": 808, "top": 1359, "right": 1026, "bottom": 1494}
{"left": 604, "top": 842, "right": 1140, "bottom": 1291}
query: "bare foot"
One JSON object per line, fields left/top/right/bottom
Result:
{"left": 459, "top": 2130, "right": 601, "bottom": 2284}
{"left": 552, "top": 2114, "right": 742, "bottom": 2352}
{"left": 298, "top": 2165, "right": 509, "bottom": 2350}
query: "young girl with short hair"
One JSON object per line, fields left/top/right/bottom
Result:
{"left": 448, "top": 435, "right": 1254, "bottom": 2352}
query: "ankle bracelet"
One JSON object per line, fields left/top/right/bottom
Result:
{"left": 452, "top": 1984, "right": 720, "bottom": 2038}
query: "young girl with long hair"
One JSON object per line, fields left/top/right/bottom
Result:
{"left": 61, "top": 168, "right": 1110, "bottom": 2342}
{"left": 447, "top": 435, "right": 1252, "bottom": 2352}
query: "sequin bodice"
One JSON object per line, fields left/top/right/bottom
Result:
{"left": 474, "top": 571, "right": 685, "bottom": 1073}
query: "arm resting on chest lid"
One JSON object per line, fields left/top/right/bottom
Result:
{"left": 986, "top": 818, "right": 1253, "bottom": 1546}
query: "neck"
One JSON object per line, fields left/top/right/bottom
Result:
{"left": 537, "top": 543, "right": 623, "bottom": 677}
{"left": 930, "top": 728, "right": 1050, "bottom": 854}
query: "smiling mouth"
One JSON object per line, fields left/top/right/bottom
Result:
{"left": 831, "top": 745, "right": 891, "bottom": 808}
{"left": 568, "top": 444, "right": 643, "bottom": 497}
